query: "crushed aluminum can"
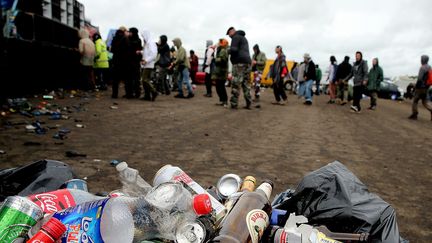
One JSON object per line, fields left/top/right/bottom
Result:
{"left": 216, "top": 174, "right": 242, "bottom": 199}
{"left": 175, "top": 221, "right": 206, "bottom": 243}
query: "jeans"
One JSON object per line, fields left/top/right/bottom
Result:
{"left": 177, "top": 68, "right": 193, "bottom": 96}
{"left": 304, "top": 79, "right": 313, "bottom": 102}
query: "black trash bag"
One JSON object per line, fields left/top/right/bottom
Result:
{"left": 273, "top": 161, "right": 406, "bottom": 243}
{"left": 0, "top": 160, "right": 77, "bottom": 201}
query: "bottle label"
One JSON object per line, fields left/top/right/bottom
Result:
{"left": 246, "top": 209, "right": 269, "bottom": 243}
{"left": 53, "top": 198, "right": 109, "bottom": 243}
{"left": 29, "top": 189, "right": 77, "bottom": 214}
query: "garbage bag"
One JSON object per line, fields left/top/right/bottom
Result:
{"left": 0, "top": 159, "right": 76, "bottom": 201}
{"left": 273, "top": 161, "right": 405, "bottom": 243}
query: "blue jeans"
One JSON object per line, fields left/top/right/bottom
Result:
{"left": 304, "top": 79, "right": 313, "bottom": 102}
{"left": 177, "top": 68, "right": 193, "bottom": 96}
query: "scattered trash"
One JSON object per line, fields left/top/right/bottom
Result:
{"left": 0, "top": 161, "right": 406, "bottom": 243}
{"left": 43, "top": 95, "right": 54, "bottom": 100}
{"left": 75, "top": 124, "right": 86, "bottom": 128}
{"left": 110, "top": 105, "right": 119, "bottom": 110}
{"left": 0, "top": 150, "right": 6, "bottom": 155}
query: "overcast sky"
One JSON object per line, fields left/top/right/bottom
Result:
{"left": 80, "top": 0, "right": 432, "bottom": 77}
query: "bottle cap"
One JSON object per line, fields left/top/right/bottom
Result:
{"left": 115, "top": 161, "right": 128, "bottom": 172}
{"left": 192, "top": 194, "right": 212, "bottom": 215}
{"left": 42, "top": 217, "right": 67, "bottom": 240}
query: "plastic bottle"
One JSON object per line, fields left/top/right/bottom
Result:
{"left": 27, "top": 188, "right": 105, "bottom": 214}
{"left": 116, "top": 161, "right": 152, "bottom": 196}
{"left": 53, "top": 183, "right": 212, "bottom": 243}
{"left": 212, "top": 180, "right": 273, "bottom": 243}
{"left": 27, "top": 217, "right": 66, "bottom": 243}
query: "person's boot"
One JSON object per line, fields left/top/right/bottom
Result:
{"left": 408, "top": 113, "right": 418, "bottom": 120}
{"left": 151, "top": 91, "right": 158, "bottom": 101}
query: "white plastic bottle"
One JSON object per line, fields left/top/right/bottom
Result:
{"left": 116, "top": 161, "right": 152, "bottom": 196}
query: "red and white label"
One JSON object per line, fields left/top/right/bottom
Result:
{"left": 172, "top": 171, "right": 194, "bottom": 184}
{"left": 246, "top": 209, "right": 269, "bottom": 243}
{"left": 28, "top": 189, "right": 76, "bottom": 214}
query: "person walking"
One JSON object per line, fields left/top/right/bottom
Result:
{"left": 128, "top": 27, "right": 143, "bottom": 98}
{"left": 270, "top": 45, "right": 288, "bottom": 105}
{"left": 93, "top": 33, "right": 109, "bottom": 91}
{"left": 315, "top": 64, "right": 322, "bottom": 95}
{"left": 297, "top": 62, "right": 306, "bottom": 98}
{"left": 367, "top": 58, "right": 383, "bottom": 110}
{"left": 212, "top": 38, "right": 229, "bottom": 107}
{"left": 203, "top": 40, "right": 215, "bottom": 97}
{"left": 156, "top": 35, "right": 172, "bottom": 95}
{"left": 343, "top": 51, "right": 368, "bottom": 113}
{"left": 326, "top": 56, "right": 338, "bottom": 103}
{"left": 78, "top": 29, "right": 95, "bottom": 91}
{"left": 251, "top": 44, "right": 267, "bottom": 108}
{"left": 336, "top": 56, "right": 352, "bottom": 105}
{"left": 189, "top": 50, "right": 199, "bottom": 84}
{"left": 140, "top": 29, "right": 158, "bottom": 101}
{"left": 172, "top": 38, "right": 194, "bottom": 99}
{"left": 303, "top": 53, "right": 316, "bottom": 105}
{"left": 408, "top": 55, "right": 432, "bottom": 120}
{"left": 226, "top": 27, "right": 252, "bottom": 109}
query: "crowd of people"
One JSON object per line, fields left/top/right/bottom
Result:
{"left": 77, "top": 26, "right": 432, "bottom": 120}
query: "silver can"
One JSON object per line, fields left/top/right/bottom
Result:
{"left": 216, "top": 174, "right": 242, "bottom": 199}
{"left": 175, "top": 221, "right": 206, "bottom": 243}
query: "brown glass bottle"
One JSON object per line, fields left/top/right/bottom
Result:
{"left": 223, "top": 176, "right": 257, "bottom": 216}
{"left": 212, "top": 180, "right": 273, "bottom": 243}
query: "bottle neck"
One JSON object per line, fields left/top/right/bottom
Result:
{"left": 256, "top": 182, "right": 273, "bottom": 200}
{"left": 240, "top": 176, "right": 256, "bottom": 192}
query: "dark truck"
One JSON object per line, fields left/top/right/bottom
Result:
{"left": 1, "top": 0, "right": 92, "bottom": 97}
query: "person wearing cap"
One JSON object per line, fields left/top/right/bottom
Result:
{"left": 203, "top": 40, "right": 216, "bottom": 97}
{"left": 343, "top": 51, "right": 368, "bottom": 113}
{"left": 251, "top": 44, "right": 267, "bottom": 108}
{"left": 226, "top": 27, "right": 252, "bottom": 109}
{"left": 303, "top": 53, "right": 316, "bottom": 105}
{"left": 270, "top": 45, "right": 288, "bottom": 105}
{"left": 212, "top": 38, "right": 230, "bottom": 107}
{"left": 172, "top": 38, "right": 194, "bottom": 98}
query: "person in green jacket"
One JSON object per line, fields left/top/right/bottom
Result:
{"left": 367, "top": 58, "right": 383, "bottom": 110}
{"left": 212, "top": 38, "right": 229, "bottom": 107}
{"left": 315, "top": 64, "right": 322, "bottom": 95}
{"left": 172, "top": 38, "right": 194, "bottom": 98}
{"left": 93, "top": 33, "right": 109, "bottom": 90}
{"left": 251, "top": 44, "right": 267, "bottom": 108}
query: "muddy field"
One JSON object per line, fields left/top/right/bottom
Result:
{"left": 1, "top": 85, "right": 431, "bottom": 242}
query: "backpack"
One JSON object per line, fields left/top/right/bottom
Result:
{"left": 427, "top": 69, "right": 432, "bottom": 86}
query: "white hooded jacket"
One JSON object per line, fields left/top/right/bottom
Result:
{"left": 141, "top": 29, "right": 157, "bottom": 69}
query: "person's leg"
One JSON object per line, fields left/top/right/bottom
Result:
{"left": 230, "top": 65, "right": 241, "bottom": 108}
{"left": 352, "top": 86, "right": 363, "bottom": 111}
{"left": 240, "top": 66, "right": 252, "bottom": 108}
{"left": 315, "top": 81, "right": 320, "bottom": 95}
{"left": 273, "top": 82, "right": 281, "bottom": 102}
{"left": 176, "top": 70, "right": 184, "bottom": 97}
{"left": 205, "top": 73, "right": 212, "bottom": 96}
{"left": 190, "top": 71, "right": 196, "bottom": 84}
{"left": 142, "top": 69, "right": 156, "bottom": 100}
{"left": 215, "top": 79, "right": 223, "bottom": 102}
{"left": 183, "top": 69, "right": 193, "bottom": 96}
{"left": 370, "top": 91, "right": 378, "bottom": 108}
{"left": 112, "top": 78, "right": 119, "bottom": 98}
{"left": 305, "top": 80, "right": 313, "bottom": 102}
{"left": 279, "top": 80, "right": 287, "bottom": 101}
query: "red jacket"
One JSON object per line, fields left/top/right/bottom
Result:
{"left": 190, "top": 54, "right": 199, "bottom": 72}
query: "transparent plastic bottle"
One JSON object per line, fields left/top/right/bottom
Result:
{"left": 116, "top": 161, "right": 152, "bottom": 196}
{"left": 53, "top": 182, "right": 212, "bottom": 243}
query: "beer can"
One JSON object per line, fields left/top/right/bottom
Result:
{"left": 175, "top": 221, "right": 206, "bottom": 243}
{"left": 153, "top": 165, "right": 226, "bottom": 223}
{"left": 0, "top": 196, "right": 43, "bottom": 243}
{"left": 272, "top": 228, "right": 289, "bottom": 243}
{"left": 61, "top": 179, "right": 88, "bottom": 192}
{"left": 216, "top": 174, "right": 242, "bottom": 199}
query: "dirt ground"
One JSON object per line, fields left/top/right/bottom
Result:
{"left": 1, "top": 85, "right": 431, "bottom": 242}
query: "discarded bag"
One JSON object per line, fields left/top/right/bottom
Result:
{"left": 272, "top": 161, "right": 406, "bottom": 243}
{"left": 0, "top": 160, "right": 77, "bottom": 201}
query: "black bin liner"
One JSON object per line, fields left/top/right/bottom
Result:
{"left": 0, "top": 159, "right": 76, "bottom": 201}
{"left": 273, "top": 161, "right": 406, "bottom": 243}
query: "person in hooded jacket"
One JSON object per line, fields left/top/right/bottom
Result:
{"left": 172, "top": 38, "right": 194, "bottom": 98}
{"left": 336, "top": 56, "right": 352, "bottom": 105}
{"left": 110, "top": 27, "right": 130, "bottom": 98}
{"left": 78, "top": 29, "right": 96, "bottom": 91}
{"left": 367, "top": 58, "right": 383, "bottom": 110}
{"left": 189, "top": 50, "right": 199, "bottom": 84}
{"left": 93, "top": 33, "right": 109, "bottom": 91}
{"left": 251, "top": 44, "right": 267, "bottom": 108}
{"left": 343, "top": 51, "right": 368, "bottom": 113}
{"left": 270, "top": 45, "right": 288, "bottom": 105}
{"left": 226, "top": 27, "right": 252, "bottom": 109}
{"left": 128, "top": 27, "right": 143, "bottom": 98}
{"left": 156, "top": 35, "right": 172, "bottom": 95}
{"left": 203, "top": 40, "right": 215, "bottom": 97}
{"left": 326, "top": 56, "right": 338, "bottom": 103}
{"left": 303, "top": 53, "right": 316, "bottom": 105}
{"left": 409, "top": 55, "right": 432, "bottom": 120}
{"left": 212, "top": 38, "right": 229, "bottom": 107}
{"left": 139, "top": 29, "right": 158, "bottom": 101}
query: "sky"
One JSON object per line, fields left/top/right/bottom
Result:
{"left": 80, "top": 0, "right": 432, "bottom": 78}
